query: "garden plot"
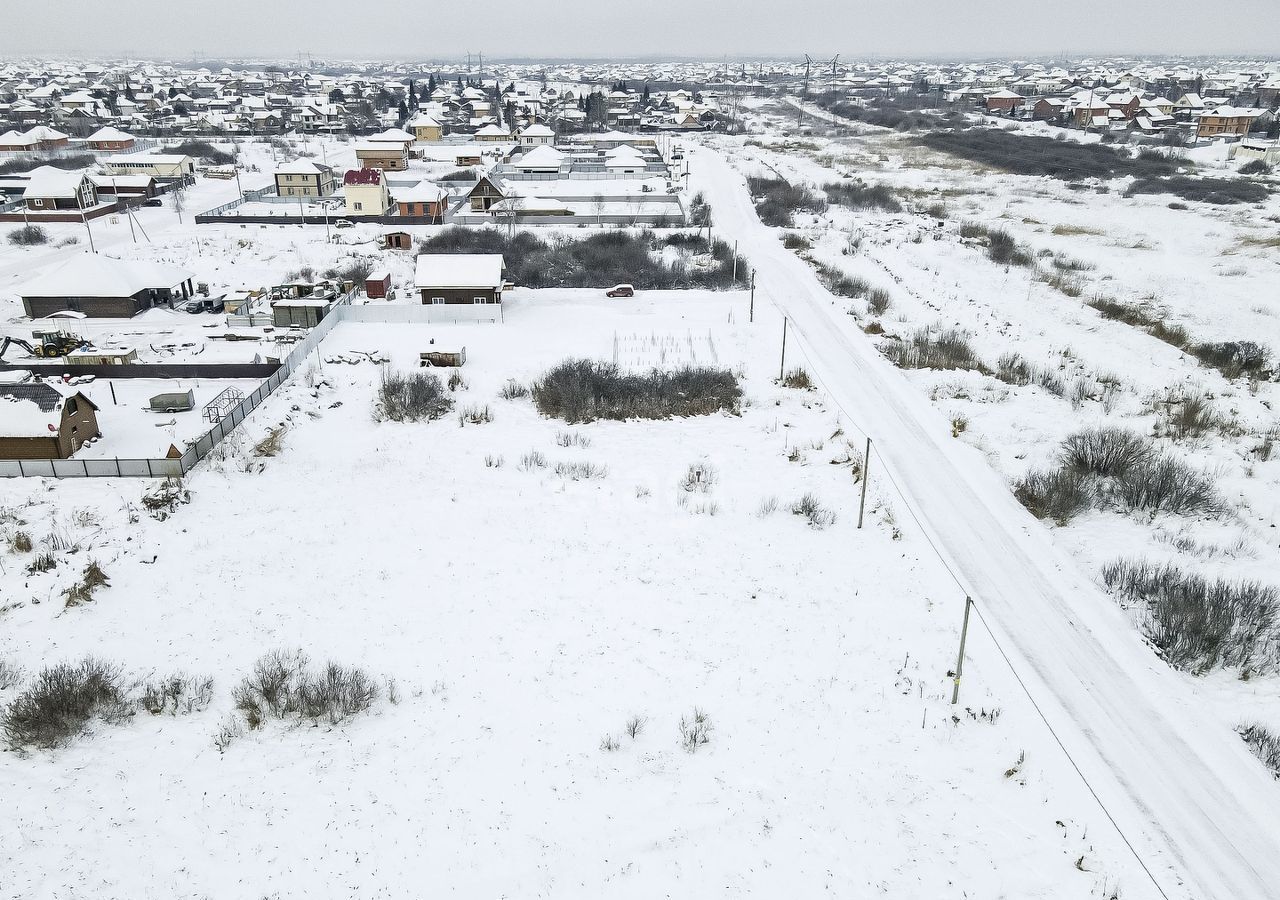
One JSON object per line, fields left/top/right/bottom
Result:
{"left": 0, "top": 291, "right": 1154, "bottom": 900}
{"left": 611, "top": 328, "right": 724, "bottom": 370}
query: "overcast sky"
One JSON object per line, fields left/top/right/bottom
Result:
{"left": 4, "top": 0, "right": 1279, "bottom": 61}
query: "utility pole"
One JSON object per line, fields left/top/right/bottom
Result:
{"left": 749, "top": 269, "right": 756, "bottom": 323}
{"left": 81, "top": 209, "right": 96, "bottom": 253}
{"left": 779, "top": 317, "right": 788, "bottom": 380}
{"left": 951, "top": 596, "right": 974, "bottom": 705}
{"left": 857, "top": 437, "right": 871, "bottom": 528}
{"left": 731, "top": 239, "right": 738, "bottom": 283}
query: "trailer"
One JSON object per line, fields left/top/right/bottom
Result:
{"left": 149, "top": 389, "right": 196, "bottom": 413}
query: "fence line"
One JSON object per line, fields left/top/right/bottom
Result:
{"left": 0, "top": 288, "right": 356, "bottom": 480}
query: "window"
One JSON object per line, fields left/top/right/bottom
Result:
{"left": 474, "top": 296, "right": 487, "bottom": 304}
{"left": 431, "top": 296, "right": 445, "bottom": 305}
{"left": 65, "top": 397, "right": 77, "bottom": 414}
{"left": 354, "top": 202, "right": 363, "bottom": 211}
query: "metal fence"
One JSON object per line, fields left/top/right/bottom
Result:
{"left": 0, "top": 289, "right": 356, "bottom": 480}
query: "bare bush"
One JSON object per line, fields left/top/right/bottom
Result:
{"left": 8, "top": 225, "right": 49, "bottom": 246}
{"left": 140, "top": 673, "right": 214, "bottom": 716}
{"left": 458, "top": 403, "right": 493, "bottom": 426}
{"left": 1161, "top": 390, "right": 1224, "bottom": 440}
{"left": 2, "top": 658, "right": 131, "bottom": 749}
{"left": 882, "top": 327, "right": 989, "bottom": 373}
{"left": 1239, "top": 723, "right": 1280, "bottom": 776}
{"left": 625, "top": 715, "right": 647, "bottom": 739}
{"left": 555, "top": 430, "right": 591, "bottom": 448}
{"left": 532, "top": 359, "right": 741, "bottom": 423}
{"left": 782, "top": 367, "right": 813, "bottom": 389}
{"left": 1013, "top": 468, "right": 1091, "bottom": 524}
{"left": 791, "top": 493, "right": 837, "bottom": 528}
{"left": 253, "top": 425, "right": 288, "bottom": 457}
{"left": 519, "top": 450, "right": 547, "bottom": 470}
{"left": 499, "top": 380, "right": 530, "bottom": 400}
{"left": 747, "top": 175, "right": 827, "bottom": 227}
{"left": 679, "top": 462, "right": 718, "bottom": 493}
{"left": 232, "top": 651, "right": 379, "bottom": 728}
{"left": 0, "top": 658, "right": 22, "bottom": 691}
{"left": 679, "top": 707, "right": 713, "bottom": 752}
{"left": 1102, "top": 559, "right": 1277, "bottom": 672}
{"left": 554, "top": 460, "right": 608, "bottom": 480}
{"left": 142, "top": 478, "right": 191, "bottom": 520}
{"left": 1061, "top": 426, "right": 1153, "bottom": 477}
{"left": 1113, "top": 455, "right": 1222, "bottom": 517}
{"left": 376, "top": 370, "right": 453, "bottom": 422}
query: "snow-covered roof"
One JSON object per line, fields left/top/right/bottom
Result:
{"left": 395, "top": 180, "right": 446, "bottom": 202}
{"left": 108, "top": 152, "right": 193, "bottom": 165}
{"left": 490, "top": 196, "right": 568, "bottom": 214}
{"left": 86, "top": 126, "right": 134, "bottom": 142}
{"left": 21, "top": 166, "right": 89, "bottom": 199}
{"left": 18, "top": 254, "right": 192, "bottom": 299}
{"left": 414, "top": 253, "right": 504, "bottom": 289}
{"left": 519, "top": 123, "right": 554, "bottom": 137}
{"left": 369, "top": 127, "right": 415, "bottom": 143}
{"left": 475, "top": 124, "right": 510, "bottom": 137}
{"left": 276, "top": 159, "right": 331, "bottom": 175}
{"left": 514, "top": 146, "right": 565, "bottom": 169}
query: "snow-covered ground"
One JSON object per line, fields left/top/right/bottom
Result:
{"left": 2, "top": 292, "right": 1155, "bottom": 899}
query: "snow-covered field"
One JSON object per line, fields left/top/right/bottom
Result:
{"left": 1, "top": 293, "right": 1153, "bottom": 899}
{"left": 706, "top": 100, "right": 1280, "bottom": 736}
{"left": 2, "top": 114, "right": 1279, "bottom": 899}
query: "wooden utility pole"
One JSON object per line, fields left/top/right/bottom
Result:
{"left": 857, "top": 437, "right": 872, "bottom": 528}
{"left": 749, "top": 269, "right": 756, "bottom": 323}
{"left": 951, "top": 596, "right": 974, "bottom": 705}
{"left": 779, "top": 317, "right": 788, "bottom": 380}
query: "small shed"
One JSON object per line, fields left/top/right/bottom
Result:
{"left": 420, "top": 346, "right": 466, "bottom": 367}
{"left": 65, "top": 346, "right": 138, "bottom": 365}
{"left": 384, "top": 231, "right": 413, "bottom": 250}
{"left": 271, "top": 295, "right": 333, "bottom": 328}
{"left": 365, "top": 270, "right": 391, "bottom": 300}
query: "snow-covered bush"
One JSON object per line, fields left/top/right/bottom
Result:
{"left": 1061, "top": 426, "right": 1153, "bottom": 478}
{"left": 2, "top": 658, "right": 131, "bottom": 749}
{"left": 232, "top": 651, "right": 379, "bottom": 728}
{"left": 1013, "top": 468, "right": 1091, "bottom": 524}
{"left": 791, "top": 493, "right": 836, "bottom": 528}
{"left": 1113, "top": 454, "right": 1222, "bottom": 517}
{"left": 376, "top": 370, "right": 453, "bottom": 423}
{"left": 140, "top": 674, "right": 214, "bottom": 716}
{"left": 1239, "top": 723, "right": 1280, "bottom": 776}
{"left": 532, "top": 359, "right": 741, "bottom": 423}
{"left": 1102, "top": 559, "right": 1278, "bottom": 673}
{"left": 882, "top": 327, "right": 990, "bottom": 373}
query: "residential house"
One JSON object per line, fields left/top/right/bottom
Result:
{"left": 474, "top": 123, "right": 511, "bottom": 142}
{"left": 274, "top": 160, "right": 336, "bottom": 197}
{"left": 510, "top": 145, "right": 566, "bottom": 174}
{"left": 1033, "top": 98, "right": 1067, "bottom": 121}
{"left": 414, "top": 253, "right": 505, "bottom": 305}
{"left": 395, "top": 181, "right": 449, "bottom": 220}
{"left": 467, "top": 172, "right": 507, "bottom": 211}
{"left": 1198, "top": 106, "right": 1263, "bottom": 138}
{"left": 985, "top": 89, "right": 1024, "bottom": 113}
{"left": 407, "top": 113, "right": 444, "bottom": 143}
{"left": 85, "top": 126, "right": 135, "bottom": 150}
{"left": 517, "top": 122, "right": 555, "bottom": 146}
{"left": 343, "top": 168, "right": 391, "bottom": 216}
{"left": 354, "top": 139, "right": 409, "bottom": 171}
{"left": 18, "top": 254, "right": 194, "bottom": 318}
{"left": 0, "top": 382, "right": 100, "bottom": 460}
{"left": 22, "top": 166, "right": 99, "bottom": 212}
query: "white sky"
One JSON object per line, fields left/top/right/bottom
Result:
{"left": 4, "top": 0, "right": 1279, "bottom": 60}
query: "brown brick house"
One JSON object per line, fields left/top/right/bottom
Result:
{"left": 0, "top": 382, "right": 100, "bottom": 459}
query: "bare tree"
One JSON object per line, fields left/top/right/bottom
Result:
{"left": 493, "top": 195, "right": 526, "bottom": 236}
{"left": 171, "top": 185, "right": 186, "bottom": 224}
{"left": 592, "top": 193, "right": 606, "bottom": 226}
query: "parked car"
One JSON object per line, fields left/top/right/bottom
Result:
{"left": 606, "top": 284, "right": 635, "bottom": 298}
{"left": 141, "top": 198, "right": 163, "bottom": 207}
{"left": 180, "top": 297, "right": 224, "bottom": 314}
{"left": 334, "top": 219, "right": 355, "bottom": 229}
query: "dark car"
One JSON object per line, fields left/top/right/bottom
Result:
{"left": 142, "top": 198, "right": 164, "bottom": 207}
{"left": 606, "top": 284, "right": 635, "bottom": 298}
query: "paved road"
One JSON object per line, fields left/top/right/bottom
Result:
{"left": 692, "top": 144, "right": 1280, "bottom": 900}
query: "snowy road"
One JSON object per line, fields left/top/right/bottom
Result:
{"left": 691, "top": 145, "right": 1280, "bottom": 900}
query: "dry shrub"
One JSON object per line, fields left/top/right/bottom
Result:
{"left": 2, "top": 658, "right": 131, "bottom": 749}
